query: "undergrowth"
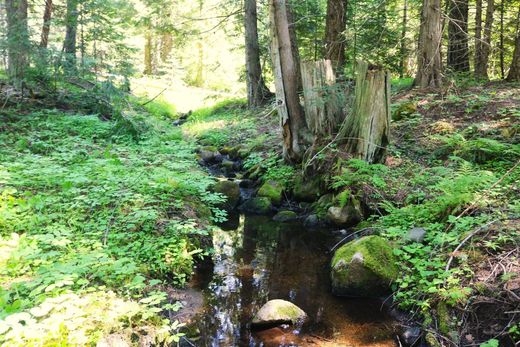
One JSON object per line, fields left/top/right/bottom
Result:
{"left": 0, "top": 108, "right": 223, "bottom": 345}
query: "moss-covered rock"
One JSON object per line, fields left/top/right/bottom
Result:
{"left": 251, "top": 299, "right": 308, "bottom": 326}
{"left": 199, "top": 146, "right": 221, "bottom": 163}
{"left": 292, "top": 175, "right": 326, "bottom": 202}
{"left": 221, "top": 159, "right": 235, "bottom": 172}
{"left": 273, "top": 210, "right": 298, "bottom": 222}
{"left": 258, "top": 180, "right": 283, "bottom": 205}
{"left": 240, "top": 197, "right": 272, "bottom": 214}
{"left": 326, "top": 196, "right": 363, "bottom": 226}
{"left": 331, "top": 235, "right": 398, "bottom": 297}
{"left": 211, "top": 180, "right": 240, "bottom": 209}
{"left": 392, "top": 102, "right": 417, "bottom": 121}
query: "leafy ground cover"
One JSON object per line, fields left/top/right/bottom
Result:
{"left": 0, "top": 107, "right": 223, "bottom": 345}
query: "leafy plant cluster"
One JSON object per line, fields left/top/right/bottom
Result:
{"left": 0, "top": 109, "right": 221, "bottom": 345}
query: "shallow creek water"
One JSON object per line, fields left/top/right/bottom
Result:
{"left": 190, "top": 211, "right": 398, "bottom": 347}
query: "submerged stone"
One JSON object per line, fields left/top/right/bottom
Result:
{"left": 240, "top": 197, "right": 272, "bottom": 214}
{"left": 252, "top": 299, "right": 308, "bottom": 326}
{"left": 258, "top": 180, "right": 283, "bottom": 205}
{"left": 272, "top": 210, "right": 298, "bottom": 222}
{"left": 211, "top": 180, "right": 240, "bottom": 209}
{"left": 331, "top": 235, "right": 398, "bottom": 297}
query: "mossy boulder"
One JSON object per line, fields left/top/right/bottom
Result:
{"left": 199, "top": 146, "right": 221, "bottom": 163}
{"left": 331, "top": 235, "right": 398, "bottom": 297}
{"left": 258, "top": 180, "right": 283, "bottom": 205}
{"left": 392, "top": 102, "right": 417, "bottom": 121}
{"left": 326, "top": 196, "right": 363, "bottom": 226}
{"left": 211, "top": 180, "right": 240, "bottom": 209}
{"left": 221, "top": 159, "right": 235, "bottom": 172}
{"left": 240, "top": 197, "right": 272, "bottom": 214}
{"left": 251, "top": 299, "right": 308, "bottom": 326}
{"left": 292, "top": 175, "right": 326, "bottom": 202}
{"left": 273, "top": 210, "right": 298, "bottom": 222}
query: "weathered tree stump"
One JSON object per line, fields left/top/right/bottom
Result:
{"left": 301, "top": 59, "right": 345, "bottom": 138}
{"left": 339, "top": 61, "right": 390, "bottom": 164}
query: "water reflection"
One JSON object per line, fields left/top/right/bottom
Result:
{"left": 196, "top": 214, "right": 397, "bottom": 347}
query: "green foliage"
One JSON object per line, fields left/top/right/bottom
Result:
{"left": 141, "top": 97, "right": 177, "bottom": 119}
{"left": 244, "top": 152, "right": 296, "bottom": 189}
{"left": 0, "top": 109, "right": 220, "bottom": 344}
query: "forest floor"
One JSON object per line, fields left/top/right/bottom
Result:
{"left": 0, "top": 79, "right": 519, "bottom": 346}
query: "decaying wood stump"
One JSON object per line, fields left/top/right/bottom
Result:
{"left": 339, "top": 61, "right": 390, "bottom": 164}
{"left": 301, "top": 59, "right": 345, "bottom": 138}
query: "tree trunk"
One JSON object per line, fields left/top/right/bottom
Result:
{"left": 475, "top": 0, "right": 494, "bottom": 79}
{"left": 244, "top": 0, "right": 272, "bottom": 108}
{"left": 324, "top": 0, "right": 347, "bottom": 74}
{"left": 507, "top": 7, "right": 520, "bottom": 81}
{"left": 5, "top": 0, "right": 29, "bottom": 81}
{"left": 63, "top": 0, "right": 79, "bottom": 71}
{"left": 415, "top": 0, "right": 443, "bottom": 88}
{"left": 286, "top": 2, "right": 303, "bottom": 92}
{"left": 301, "top": 60, "right": 344, "bottom": 137}
{"left": 499, "top": 0, "right": 504, "bottom": 79}
{"left": 144, "top": 31, "right": 153, "bottom": 75}
{"left": 447, "top": 0, "right": 469, "bottom": 72}
{"left": 269, "top": 0, "right": 309, "bottom": 163}
{"left": 40, "top": 0, "right": 53, "bottom": 48}
{"left": 399, "top": 0, "right": 408, "bottom": 78}
{"left": 160, "top": 33, "right": 173, "bottom": 62}
{"left": 475, "top": 0, "right": 483, "bottom": 76}
{"left": 339, "top": 61, "right": 390, "bottom": 164}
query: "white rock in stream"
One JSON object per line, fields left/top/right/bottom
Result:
{"left": 252, "top": 299, "right": 308, "bottom": 326}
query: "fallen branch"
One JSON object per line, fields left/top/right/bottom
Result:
{"left": 445, "top": 220, "right": 498, "bottom": 273}
{"left": 140, "top": 87, "right": 168, "bottom": 106}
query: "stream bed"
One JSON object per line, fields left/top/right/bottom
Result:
{"left": 189, "top": 211, "right": 398, "bottom": 347}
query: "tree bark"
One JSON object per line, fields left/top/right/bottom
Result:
{"left": 144, "top": 31, "right": 153, "bottom": 75}
{"left": 447, "top": 0, "right": 470, "bottom": 72}
{"left": 244, "top": 0, "right": 272, "bottom": 108}
{"left": 160, "top": 33, "right": 173, "bottom": 62}
{"left": 285, "top": 2, "right": 303, "bottom": 92}
{"left": 40, "top": 0, "right": 53, "bottom": 48}
{"left": 269, "top": 0, "right": 309, "bottom": 163}
{"left": 5, "top": 0, "right": 29, "bottom": 81}
{"left": 475, "top": 0, "right": 483, "bottom": 77}
{"left": 63, "top": 0, "right": 79, "bottom": 71}
{"left": 399, "top": 0, "right": 408, "bottom": 78}
{"left": 499, "top": 0, "right": 504, "bottom": 79}
{"left": 301, "top": 60, "right": 344, "bottom": 137}
{"left": 475, "top": 0, "right": 494, "bottom": 79}
{"left": 339, "top": 61, "right": 390, "bottom": 164}
{"left": 415, "top": 0, "right": 443, "bottom": 88}
{"left": 507, "top": 7, "right": 520, "bottom": 81}
{"left": 324, "top": 0, "right": 347, "bottom": 74}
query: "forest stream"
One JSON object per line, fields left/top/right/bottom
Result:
{"left": 192, "top": 211, "right": 398, "bottom": 347}
{"left": 182, "top": 157, "right": 399, "bottom": 347}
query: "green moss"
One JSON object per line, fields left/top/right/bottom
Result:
{"left": 436, "top": 301, "right": 451, "bottom": 336}
{"left": 257, "top": 180, "right": 283, "bottom": 205}
{"left": 292, "top": 175, "right": 326, "bottom": 202}
{"left": 273, "top": 210, "right": 297, "bottom": 222}
{"left": 241, "top": 197, "right": 272, "bottom": 214}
